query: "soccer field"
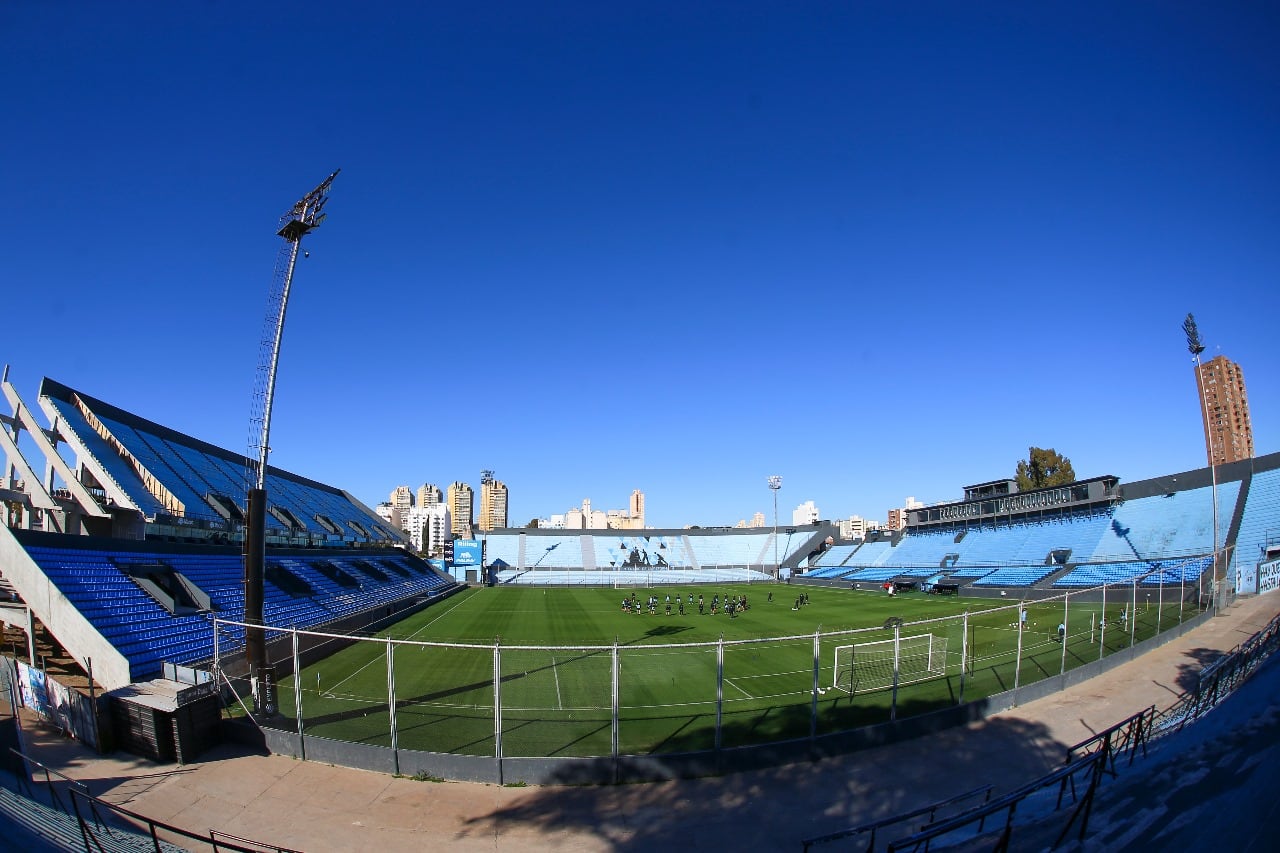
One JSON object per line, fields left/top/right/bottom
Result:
{"left": 273, "top": 583, "right": 1195, "bottom": 758}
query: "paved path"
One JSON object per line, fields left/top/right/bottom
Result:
{"left": 17, "top": 594, "right": 1280, "bottom": 852}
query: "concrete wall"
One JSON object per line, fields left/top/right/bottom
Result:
{"left": 0, "top": 524, "right": 132, "bottom": 689}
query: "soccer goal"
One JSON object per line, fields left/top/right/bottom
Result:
{"left": 612, "top": 574, "right": 653, "bottom": 588}
{"left": 833, "top": 634, "right": 948, "bottom": 693}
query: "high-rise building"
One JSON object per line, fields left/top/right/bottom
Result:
{"left": 792, "top": 500, "right": 819, "bottom": 526}
{"left": 886, "top": 497, "right": 923, "bottom": 532}
{"left": 629, "top": 489, "right": 645, "bottom": 527}
{"left": 447, "top": 481, "right": 474, "bottom": 537}
{"left": 1195, "top": 354, "right": 1254, "bottom": 466}
{"left": 479, "top": 479, "right": 509, "bottom": 531}
{"left": 387, "top": 486, "right": 413, "bottom": 529}
{"left": 375, "top": 502, "right": 399, "bottom": 529}
{"left": 750, "top": 511, "right": 766, "bottom": 528}
{"left": 417, "top": 483, "right": 442, "bottom": 507}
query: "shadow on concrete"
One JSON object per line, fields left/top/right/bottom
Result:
{"left": 455, "top": 712, "right": 1067, "bottom": 851}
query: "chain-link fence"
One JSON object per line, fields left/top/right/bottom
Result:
{"left": 211, "top": 574, "right": 1208, "bottom": 761}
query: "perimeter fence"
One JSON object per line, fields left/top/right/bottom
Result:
{"left": 207, "top": 571, "right": 1213, "bottom": 782}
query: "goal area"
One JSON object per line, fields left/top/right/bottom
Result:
{"left": 833, "top": 634, "right": 948, "bottom": 693}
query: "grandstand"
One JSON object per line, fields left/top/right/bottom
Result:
{"left": 0, "top": 375, "right": 456, "bottom": 690}
{"left": 793, "top": 455, "right": 1280, "bottom": 604}
{"left": 4, "top": 369, "right": 1280, "bottom": 795}
{"left": 480, "top": 525, "right": 829, "bottom": 584}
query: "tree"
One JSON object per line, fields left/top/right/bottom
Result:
{"left": 526, "top": 518, "right": 540, "bottom": 529}
{"left": 1015, "top": 447, "right": 1076, "bottom": 491}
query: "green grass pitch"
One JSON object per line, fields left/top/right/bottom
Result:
{"left": 272, "top": 583, "right": 1193, "bottom": 758}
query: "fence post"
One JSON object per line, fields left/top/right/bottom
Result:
{"left": 611, "top": 639, "right": 619, "bottom": 784}
{"left": 1178, "top": 576, "right": 1186, "bottom": 634}
{"left": 958, "top": 611, "right": 969, "bottom": 705}
{"left": 386, "top": 638, "right": 398, "bottom": 776}
{"left": 1130, "top": 580, "right": 1138, "bottom": 648}
{"left": 293, "top": 628, "right": 305, "bottom": 761}
{"left": 715, "top": 635, "right": 724, "bottom": 764}
{"left": 1013, "top": 603, "right": 1025, "bottom": 700}
{"left": 1060, "top": 592, "right": 1069, "bottom": 677}
{"left": 493, "top": 640, "right": 503, "bottom": 783}
{"left": 891, "top": 624, "right": 900, "bottom": 722}
{"left": 1157, "top": 572, "right": 1164, "bottom": 634}
{"left": 212, "top": 617, "right": 220, "bottom": 676}
{"left": 810, "top": 630, "right": 820, "bottom": 743}
{"left": 1098, "top": 584, "right": 1107, "bottom": 662}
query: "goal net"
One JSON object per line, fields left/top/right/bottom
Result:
{"left": 833, "top": 634, "right": 948, "bottom": 693}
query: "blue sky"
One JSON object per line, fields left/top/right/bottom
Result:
{"left": 3, "top": 2, "right": 1278, "bottom": 529}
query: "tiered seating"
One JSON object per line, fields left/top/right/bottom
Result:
{"left": 949, "top": 522, "right": 1034, "bottom": 566}
{"left": 495, "top": 567, "right": 773, "bottom": 586}
{"left": 804, "top": 565, "right": 857, "bottom": 579}
{"left": 1006, "top": 511, "right": 1110, "bottom": 563}
{"left": 876, "top": 529, "right": 958, "bottom": 568}
{"left": 40, "top": 380, "right": 401, "bottom": 546}
{"left": 596, "top": 535, "right": 690, "bottom": 569}
{"left": 17, "top": 534, "right": 456, "bottom": 682}
{"left": 1232, "top": 469, "right": 1280, "bottom": 578}
{"left": 970, "top": 565, "right": 1061, "bottom": 587}
{"left": 812, "top": 544, "right": 858, "bottom": 567}
{"left": 483, "top": 535, "right": 522, "bottom": 567}
{"left": 685, "top": 534, "right": 773, "bottom": 567}
{"left": 41, "top": 396, "right": 168, "bottom": 516}
{"left": 847, "top": 540, "right": 892, "bottom": 567}
{"left": 845, "top": 566, "right": 937, "bottom": 582}
{"left": 523, "top": 536, "right": 585, "bottom": 568}
{"left": 1086, "top": 483, "right": 1239, "bottom": 562}
{"left": 1054, "top": 556, "right": 1212, "bottom": 588}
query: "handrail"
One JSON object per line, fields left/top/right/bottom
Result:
{"left": 8, "top": 746, "right": 91, "bottom": 795}
{"left": 801, "top": 784, "right": 994, "bottom": 851}
{"left": 885, "top": 752, "right": 1105, "bottom": 852}
{"left": 69, "top": 787, "right": 294, "bottom": 853}
{"left": 209, "top": 828, "right": 304, "bottom": 852}
{"left": 876, "top": 608, "right": 1280, "bottom": 852}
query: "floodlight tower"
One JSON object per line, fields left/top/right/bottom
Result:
{"left": 243, "top": 170, "right": 339, "bottom": 715}
{"left": 1183, "top": 313, "right": 1221, "bottom": 613}
{"left": 768, "top": 475, "right": 782, "bottom": 575}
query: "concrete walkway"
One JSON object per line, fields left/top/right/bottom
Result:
{"left": 17, "top": 594, "right": 1280, "bottom": 852}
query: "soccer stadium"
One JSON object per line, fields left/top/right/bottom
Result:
{"left": 3, "top": 357, "right": 1280, "bottom": 848}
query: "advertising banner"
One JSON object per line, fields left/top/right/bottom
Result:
{"left": 453, "top": 539, "right": 483, "bottom": 568}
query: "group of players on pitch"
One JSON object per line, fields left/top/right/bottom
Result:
{"left": 620, "top": 591, "right": 760, "bottom": 617}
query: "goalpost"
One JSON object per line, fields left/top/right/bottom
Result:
{"left": 612, "top": 574, "right": 651, "bottom": 588}
{"left": 832, "top": 633, "right": 948, "bottom": 694}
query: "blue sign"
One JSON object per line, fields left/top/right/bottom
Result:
{"left": 453, "top": 539, "right": 483, "bottom": 567}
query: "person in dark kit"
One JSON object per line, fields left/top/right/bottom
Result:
{"left": 767, "top": 592, "right": 773, "bottom": 602}
{"left": 678, "top": 598, "right": 685, "bottom": 615}
{"left": 698, "top": 596, "right": 705, "bottom": 615}
{"left": 665, "top": 595, "right": 672, "bottom": 615}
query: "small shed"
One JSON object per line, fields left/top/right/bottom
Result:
{"left": 107, "top": 678, "right": 220, "bottom": 764}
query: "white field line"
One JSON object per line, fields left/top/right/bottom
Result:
{"left": 401, "top": 591, "right": 480, "bottom": 640}
{"left": 723, "top": 677, "right": 754, "bottom": 699}
{"left": 321, "top": 647, "right": 386, "bottom": 698}
{"left": 552, "top": 655, "right": 564, "bottom": 710}
{"left": 323, "top": 592, "right": 479, "bottom": 698}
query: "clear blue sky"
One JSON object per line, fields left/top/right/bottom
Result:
{"left": 3, "top": 2, "right": 1278, "bottom": 529}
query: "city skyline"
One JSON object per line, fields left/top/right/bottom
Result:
{"left": 3, "top": 4, "right": 1277, "bottom": 529}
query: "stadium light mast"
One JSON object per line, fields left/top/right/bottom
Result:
{"left": 1183, "top": 313, "right": 1222, "bottom": 614}
{"left": 243, "top": 169, "right": 339, "bottom": 715}
{"left": 768, "top": 475, "right": 782, "bottom": 576}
